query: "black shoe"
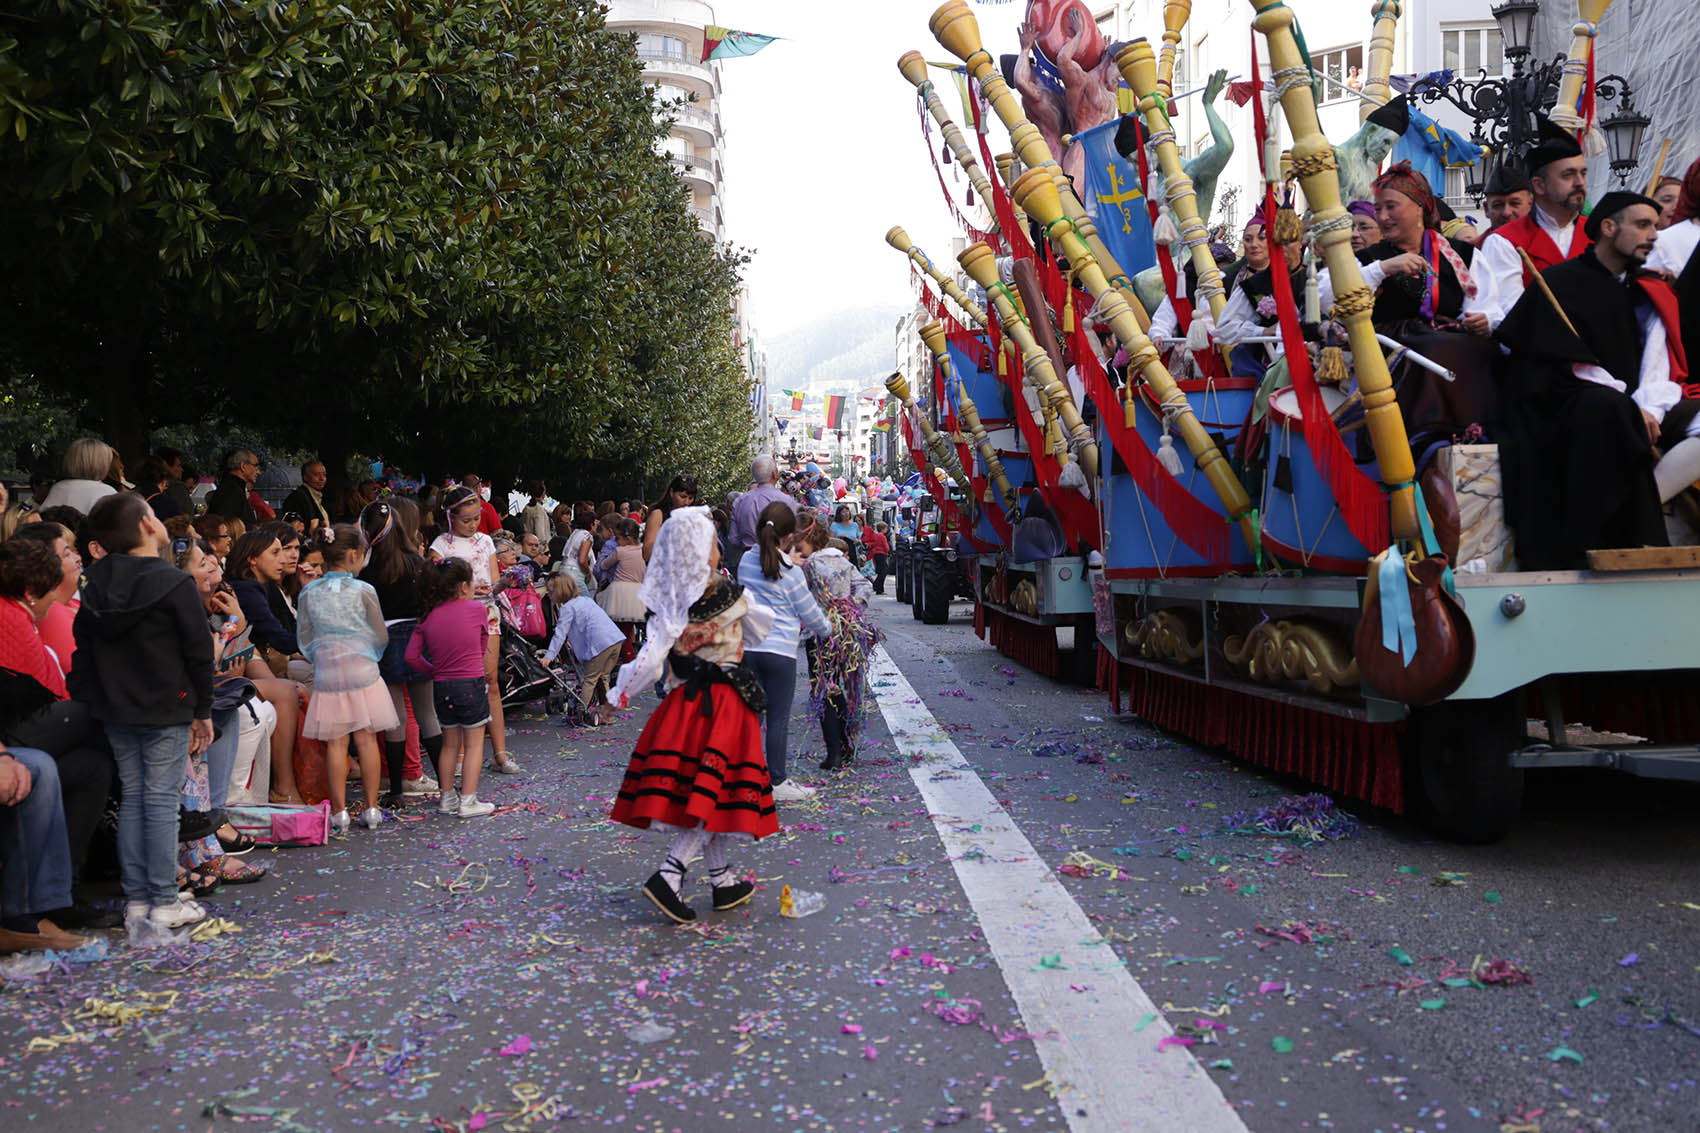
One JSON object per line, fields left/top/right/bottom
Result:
{"left": 819, "top": 749, "right": 845, "bottom": 771}
{"left": 381, "top": 791, "right": 406, "bottom": 811}
{"left": 43, "top": 902, "right": 122, "bottom": 930}
{"left": 178, "top": 808, "right": 218, "bottom": 843}
{"left": 711, "top": 881, "right": 755, "bottom": 911}
{"left": 641, "top": 872, "right": 696, "bottom": 923}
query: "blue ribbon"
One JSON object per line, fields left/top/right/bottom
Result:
{"left": 1378, "top": 548, "right": 1419, "bottom": 666}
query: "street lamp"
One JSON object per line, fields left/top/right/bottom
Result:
{"left": 1491, "top": 0, "right": 1540, "bottom": 60}
{"left": 1410, "top": 0, "right": 1648, "bottom": 192}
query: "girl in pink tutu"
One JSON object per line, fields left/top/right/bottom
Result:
{"left": 297, "top": 524, "right": 398, "bottom": 832}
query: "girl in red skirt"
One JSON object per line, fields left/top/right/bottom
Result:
{"left": 608, "top": 505, "right": 778, "bottom": 923}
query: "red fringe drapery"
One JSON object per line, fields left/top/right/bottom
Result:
{"left": 1545, "top": 673, "right": 1700, "bottom": 743}
{"left": 1097, "top": 645, "right": 1405, "bottom": 812}
{"left": 979, "top": 604, "right": 1061, "bottom": 677}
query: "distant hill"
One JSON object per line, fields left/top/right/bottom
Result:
{"left": 764, "top": 304, "right": 912, "bottom": 395}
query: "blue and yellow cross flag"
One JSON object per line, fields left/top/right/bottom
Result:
{"left": 1073, "top": 117, "right": 1158, "bottom": 279}
{"left": 1390, "top": 105, "right": 1484, "bottom": 191}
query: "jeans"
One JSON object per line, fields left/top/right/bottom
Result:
{"left": 105, "top": 722, "right": 190, "bottom": 906}
{"left": 872, "top": 553, "right": 889, "bottom": 595}
{"left": 805, "top": 641, "right": 850, "bottom": 757}
{"left": 0, "top": 747, "right": 73, "bottom": 918}
{"left": 3, "top": 699, "right": 113, "bottom": 883}
{"left": 743, "top": 650, "right": 796, "bottom": 785}
{"left": 206, "top": 707, "right": 239, "bottom": 814}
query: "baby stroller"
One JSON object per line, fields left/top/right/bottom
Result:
{"left": 494, "top": 616, "right": 595, "bottom": 727}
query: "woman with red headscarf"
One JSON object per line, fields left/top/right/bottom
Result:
{"left": 1344, "top": 161, "right": 1492, "bottom": 336}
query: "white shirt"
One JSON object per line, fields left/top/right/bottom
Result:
{"left": 429, "top": 532, "right": 496, "bottom": 590}
{"left": 38, "top": 478, "right": 114, "bottom": 514}
{"left": 1472, "top": 205, "right": 1581, "bottom": 329}
{"left": 1646, "top": 217, "right": 1700, "bottom": 278}
{"left": 1147, "top": 296, "right": 1180, "bottom": 342}
{"left": 1570, "top": 271, "right": 1694, "bottom": 434}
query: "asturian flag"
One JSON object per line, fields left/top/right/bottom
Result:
{"left": 1074, "top": 117, "right": 1158, "bottom": 280}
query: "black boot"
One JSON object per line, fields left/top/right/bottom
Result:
{"left": 819, "top": 748, "right": 845, "bottom": 771}
{"left": 421, "top": 733, "right": 445, "bottom": 794}
{"left": 383, "top": 741, "right": 407, "bottom": 809}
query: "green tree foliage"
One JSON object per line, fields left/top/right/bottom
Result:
{"left": 0, "top": 0, "right": 754, "bottom": 494}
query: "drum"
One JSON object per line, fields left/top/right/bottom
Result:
{"left": 1261, "top": 386, "right": 1379, "bottom": 572}
{"left": 1101, "top": 378, "right": 1258, "bottom": 579}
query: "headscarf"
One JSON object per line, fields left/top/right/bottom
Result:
{"left": 1346, "top": 199, "right": 1376, "bottom": 219}
{"left": 610, "top": 505, "right": 716, "bottom": 705}
{"left": 1371, "top": 160, "right": 1440, "bottom": 230}
{"left": 1673, "top": 156, "right": 1700, "bottom": 225}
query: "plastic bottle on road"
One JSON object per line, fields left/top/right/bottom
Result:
{"left": 779, "top": 884, "right": 825, "bottom": 918}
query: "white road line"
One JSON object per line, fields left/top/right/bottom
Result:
{"left": 868, "top": 646, "right": 1250, "bottom": 1133}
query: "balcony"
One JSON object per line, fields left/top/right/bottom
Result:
{"left": 668, "top": 103, "right": 720, "bottom": 145}
{"left": 673, "top": 152, "right": 721, "bottom": 194}
{"left": 636, "top": 52, "right": 716, "bottom": 97}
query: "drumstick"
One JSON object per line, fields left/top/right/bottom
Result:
{"left": 1517, "top": 248, "right": 1580, "bottom": 338}
{"left": 1646, "top": 138, "right": 1674, "bottom": 197}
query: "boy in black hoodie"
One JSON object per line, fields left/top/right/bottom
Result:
{"left": 71, "top": 493, "right": 214, "bottom": 932}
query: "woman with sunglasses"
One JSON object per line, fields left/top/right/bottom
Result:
{"left": 641, "top": 474, "right": 699, "bottom": 563}
{"left": 428, "top": 486, "right": 519, "bottom": 775}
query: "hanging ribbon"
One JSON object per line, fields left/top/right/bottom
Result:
{"left": 1250, "top": 30, "right": 1390, "bottom": 553}
{"left": 918, "top": 93, "right": 1002, "bottom": 250}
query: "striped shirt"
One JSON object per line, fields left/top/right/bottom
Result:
{"left": 737, "top": 553, "right": 830, "bottom": 658}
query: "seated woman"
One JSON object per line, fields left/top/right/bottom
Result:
{"left": 1348, "top": 200, "right": 1378, "bottom": 252}
{"left": 1215, "top": 215, "right": 1308, "bottom": 383}
{"left": 1348, "top": 161, "right": 1492, "bottom": 337}
{"left": 210, "top": 532, "right": 307, "bottom": 803}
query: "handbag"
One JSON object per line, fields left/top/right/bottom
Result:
{"left": 502, "top": 586, "right": 548, "bottom": 640}
{"left": 225, "top": 801, "right": 332, "bottom": 847}
{"left": 1354, "top": 486, "right": 1475, "bottom": 706}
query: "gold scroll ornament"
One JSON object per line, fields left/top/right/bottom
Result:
{"left": 1249, "top": 0, "right": 1418, "bottom": 542}
{"left": 1223, "top": 618, "right": 1360, "bottom": 694}
{"left": 1548, "top": 0, "right": 1614, "bottom": 136}
{"left": 1118, "top": 39, "right": 1227, "bottom": 323}
{"left": 886, "top": 371, "right": 970, "bottom": 489}
{"left": 1010, "top": 169, "right": 1259, "bottom": 548}
{"left": 898, "top": 52, "right": 1000, "bottom": 221}
{"left": 1360, "top": 1, "right": 1402, "bottom": 125}
{"left": 919, "top": 319, "right": 1022, "bottom": 514}
{"left": 957, "top": 241, "right": 1100, "bottom": 494}
{"left": 928, "top": 1, "right": 1143, "bottom": 317}
{"left": 1157, "top": 0, "right": 1193, "bottom": 99}
{"left": 886, "top": 226, "right": 989, "bottom": 326}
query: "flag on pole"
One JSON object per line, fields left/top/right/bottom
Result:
{"left": 870, "top": 420, "right": 893, "bottom": 433}
{"left": 1075, "top": 117, "right": 1158, "bottom": 279}
{"left": 702, "top": 26, "right": 778, "bottom": 61}
{"left": 782, "top": 388, "right": 806, "bottom": 411}
{"left": 824, "top": 395, "right": 846, "bottom": 430}
{"left": 807, "top": 426, "right": 825, "bottom": 440}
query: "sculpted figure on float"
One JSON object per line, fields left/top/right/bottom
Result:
{"left": 1010, "top": 2, "right": 1121, "bottom": 208}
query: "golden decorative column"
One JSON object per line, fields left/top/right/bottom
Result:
{"left": 920, "top": 321, "right": 1021, "bottom": 514}
{"left": 1361, "top": 1, "right": 1402, "bottom": 124}
{"left": 1548, "top": 1, "right": 1615, "bottom": 135}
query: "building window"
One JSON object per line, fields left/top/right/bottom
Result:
{"left": 1443, "top": 167, "right": 1476, "bottom": 212}
{"left": 1316, "top": 45, "right": 1365, "bottom": 103}
{"left": 1442, "top": 25, "right": 1503, "bottom": 77}
{"left": 636, "top": 34, "right": 687, "bottom": 60}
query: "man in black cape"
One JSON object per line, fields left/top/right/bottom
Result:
{"left": 1494, "top": 192, "right": 1691, "bottom": 570}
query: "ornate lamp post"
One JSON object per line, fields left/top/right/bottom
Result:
{"left": 1410, "top": 0, "right": 1648, "bottom": 191}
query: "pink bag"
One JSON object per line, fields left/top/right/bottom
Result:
{"left": 502, "top": 587, "right": 547, "bottom": 640}
{"left": 225, "top": 801, "right": 332, "bottom": 847}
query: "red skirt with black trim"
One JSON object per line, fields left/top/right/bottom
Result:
{"left": 609, "top": 682, "right": 777, "bottom": 838}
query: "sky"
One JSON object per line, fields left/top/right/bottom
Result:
{"left": 713, "top": 1, "right": 1030, "bottom": 342}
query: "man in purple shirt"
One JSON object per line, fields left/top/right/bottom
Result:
{"left": 727, "top": 455, "right": 798, "bottom": 570}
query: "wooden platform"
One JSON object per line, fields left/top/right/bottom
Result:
{"left": 1585, "top": 546, "right": 1700, "bottom": 572}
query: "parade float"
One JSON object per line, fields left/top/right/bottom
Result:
{"left": 885, "top": 0, "right": 1700, "bottom": 842}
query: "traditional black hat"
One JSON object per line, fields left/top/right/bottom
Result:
{"left": 1365, "top": 93, "right": 1410, "bottom": 137}
{"left": 1524, "top": 115, "right": 1584, "bottom": 178}
{"left": 1113, "top": 113, "right": 1144, "bottom": 162}
{"left": 1482, "top": 161, "right": 1531, "bottom": 197}
{"left": 1583, "top": 190, "right": 1660, "bottom": 240}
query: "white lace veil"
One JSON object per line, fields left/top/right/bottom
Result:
{"left": 610, "top": 505, "right": 715, "bottom": 705}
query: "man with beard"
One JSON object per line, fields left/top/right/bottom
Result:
{"left": 1474, "top": 117, "right": 1593, "bottom": 329}
{"left": 1494, "top": 193, "right": 1697, "bottom": 568}
{"left": 1480, "top": 163, "right": 1533, "bottom": 236}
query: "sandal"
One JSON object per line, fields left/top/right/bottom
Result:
{"left": 216, "top": 826, "right": 257, "bottom": 855}
{"left": 269, "top": 791, "right": 306, "bottom": 805}
{"left": 177, "top": 864, "right": 220, "bottom": 898}
{"left": 214, "top": 856, "right": 269, "bottom": 885}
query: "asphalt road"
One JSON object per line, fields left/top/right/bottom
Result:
{"left": 2, "top": 592, "right": 1697, "bottom": 1132}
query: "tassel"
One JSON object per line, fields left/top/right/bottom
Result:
{"left": 942, "top": 145, "right": 952, "bottom": 165}
{"left": 1185, "top": 310, "right": 1214, "bottom": 353}
{"left": 1063, "top": 285, "right": 1075, "bottom": 334}
{"left": 1316, "top": 345, "right": 1348, "bottom": 386}
{"left": 1153, "top": 210, "right": 1179, "bottom": 248}
{"left": 997, "top": 347, "right": 1007, "bottom": 377}
{"left": 1124, "top": 383, "right": 1138, "bottom": 430}
{"left": 1157, "top": 429, "right": 1185, "bottom": 476}
{"left": 966, "top": 187, "right": 975, "bottom": 207}
{"left": 1273, "top": 203, "right": 1303, "bottom": 246}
